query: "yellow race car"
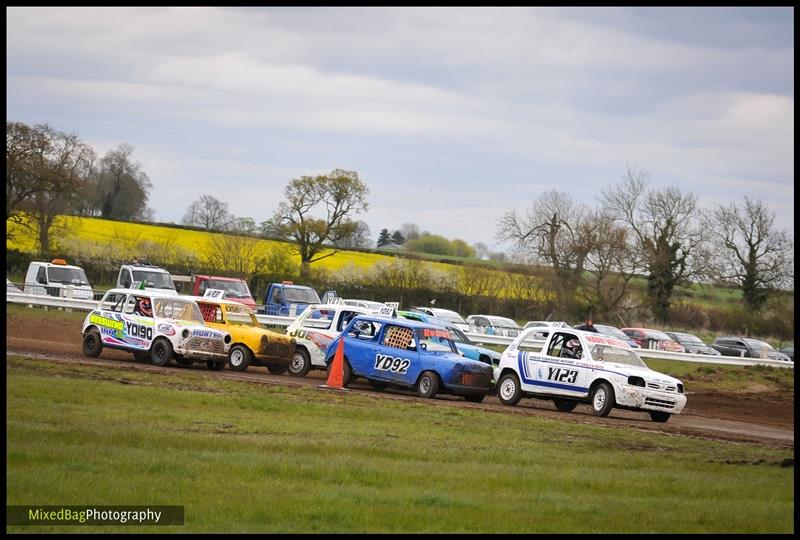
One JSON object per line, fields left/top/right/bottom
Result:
{"left": 192, "top": 295, "right": 296, "bottom": 373}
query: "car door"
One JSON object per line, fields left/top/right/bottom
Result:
{"left": 371, "top": 323, "right": 420, "bottom": 385}
{"left": 342, "top": 319, "right": 383, "bottom": 376}
{"left": 521, "top": 331, "right": 591, "bottom": 398}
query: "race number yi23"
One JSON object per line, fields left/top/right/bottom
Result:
{"left": 548, "top": 366, "right": 578, "bottom": 383}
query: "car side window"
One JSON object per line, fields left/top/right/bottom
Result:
{"left": 302, "top": 309, "right": 334, "bottom": 330}
{"left": 37, "top": 267, "right": 47, "bottom": 284}
{"left": 101, "top": 292, "right": 127, "bottom": 312}
{"left": 547, "top": 333, "right": 567, "bottom": 357}
{"left": 347, "top": 320, "right": 381, "bottom": 340}
{"left": 337, "top": 310, "right": 360, "bottom": 332}
{"left": 382, "top": 325, "right": 416, "bottom": 351}
{"left": 123, "top": 296, "right": 137, "bottom": 314}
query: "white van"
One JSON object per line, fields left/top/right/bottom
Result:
{"left": 117, "top": 262, "right": 178, "bottom": 296}
{"left": 23, "top": 259, "right": 94, "bottom": 300}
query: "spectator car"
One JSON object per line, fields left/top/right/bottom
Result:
{"left": 397, "top": 310, "right": 502, "bottom": 368}
{"left": 81, "top": 289, "right": 231, "bottom": 369}
{"left": 593, "top": 324, "right": 640, "bottom": 348}
{"left": 621, "top": 328, "right": 685, "bottom": 353}
{"left": 494, "top": 327, "right": 687, "bottom": 422}
{"left": 410, "top": 306, "right": 470, "bottom": 332}
{"left": 711, "top": 337, "right": 792, "bottom": 362}
{"left": 467, "top": 315, "right": 523, "bottom": 338}
{"left": 778, "top": 346, "right": 793, "bottom": 362}
{"left": 665, "top": 331, "right": 720, "bottom": 356}
{"left": 192, "top": 293, "right": 296, "bottom": 373}
{"left": 325, "top": 315, "right": 493, "bottom": 401}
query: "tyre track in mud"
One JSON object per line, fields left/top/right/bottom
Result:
{"left": 7, "top": 339, "right": 793, "bottom": 449}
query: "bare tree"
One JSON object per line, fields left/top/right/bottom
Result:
{"left": 400, "top": 223, "right": 421, "bottom": 242}
{"left": 183, "top": 194, "right": 232, "bottom": 230}
{"left": 704, "top": 197, "right": 793, "bottom": 311}
{"left": 95, "top": 144, "right": 152, "bottom": 221}
{"left": 332, "top": 220, "right": 372, "bottom": 249}
{"left": 497, "top": 190, "right": 597, "bottom": 314}
{"left": 264, "top": 169, "right": 369, "bottom": 276}
{"left": 599, "top": 165, "right": 704, "bottom": 322}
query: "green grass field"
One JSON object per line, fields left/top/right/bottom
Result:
{"left": 6, "top": 356, "right": 793, "bottom": 533}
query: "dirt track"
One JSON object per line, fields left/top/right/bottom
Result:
{"left": 6, "top": 314, "right": 795, "bottom": 449}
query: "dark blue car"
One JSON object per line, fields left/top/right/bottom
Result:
{"left": 325, "top": 315, "right": 493, "bottom": 402}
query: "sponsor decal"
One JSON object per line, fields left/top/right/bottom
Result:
{"left": 373, "top": 353, "right": 411, "bottom": 374}
{"left": 191, "top": 329, "right": 220, "bottom": 339}
{"left": 422, "top": 328, "right": 451, "bottom": 339}
{"left": 305, "top": 331, "right": 332, "bottom": 351}
{"left": 90, "top": 313, "right": 123, "bottom": 332}
{"left": 585, "top": 334, "right": 629, "bottom": 349}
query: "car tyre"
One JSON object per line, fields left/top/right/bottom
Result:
{"left": 553, "top": 398, "right": 577, "bottom": 413}
{"left": 228, "top": 344, "right": 252, "bottom": 372}
{"left": 416, "top": 371, "right": 439, "bottom": 399}
{"left": 83, "top": 330, "right": 103, "bottom": 358}
{"left": 497, "top": 372, "right": 522, "bottom": 406}
{"left": 150, "top": 338, "right": 173, "bottom": 367}
{"left": 591, "top": 382, "right": 615, "bottom": 417}
{"left": 288, "top": 348, "right": 311, "bottom": 377}
{"left": 650, "top": 411, "right": 671, "bottom": 423}
{"left": 266, "top": 363, "right": 288, "bottom": 375}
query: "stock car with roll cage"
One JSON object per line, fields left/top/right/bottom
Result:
{"left": 494, "top": 326, "right": 687, "bottom": 422}
{"left": 80, "top": 288, "right": 232, "bottom": 370}
{"left": 324, "top": 315, "right": 494, "bottom": 402}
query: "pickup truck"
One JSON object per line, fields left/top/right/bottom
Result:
{"left": 172, "top": 274, "right": 256, "bottom": 310}
{"left": 494, "top": 326, "right": 687, "bottom": 422}
{"left": 117, "top": 262, "right": 178, "bottom": 296}
{"left": 262, "top": 281, "right": 321, "bottom": 317}
{"left": 23, "top": 259, "right": 94, "bottom": 300}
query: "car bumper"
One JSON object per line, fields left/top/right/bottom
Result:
{"left": 176, "top": 337, "right": 228, "bottom": 360}
{"left": 615, "top": 386, "right": 687, "bottom": 414}
{"left": 443, "top": 368, "right": 493, "bottom": 395}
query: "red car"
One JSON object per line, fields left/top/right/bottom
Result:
{"left": 621, "top": 328, "right": 685, "bottom": 353}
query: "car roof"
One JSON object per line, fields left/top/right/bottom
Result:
{"left": 351, "top": 313, "right": 442, "bottom": 330}
{"left": 124, "top": 264, "right": 170, "bottom": 272}
{"left": 195, "top": 275, "right": 245, "bottom": 282}
{"left": 186, "top": 295, "right": 247, "bottom": 307}
{"left": 103, "top": 288, "right": 187, "bottom": 299}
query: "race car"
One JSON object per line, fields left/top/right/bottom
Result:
{"left": 190, "top": 292, "right": 296, "bottom": 374}
{"left": 81, "top": 288, "right": 231, "bottom": 370}
{"left": 494, "top": 327, "right": 687, "bottom": 422}
{"left": 324, "top": 315, "right": 493, "bottom": 401}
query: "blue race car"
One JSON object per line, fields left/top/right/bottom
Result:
{"left": 324, "top": 315, "right": 494, "bottom": 402}
{"left": 397, "top": 310, "right": 501, "bottom": 368}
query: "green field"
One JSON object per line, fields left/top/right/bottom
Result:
{"left": 6, "top": 356, "right": 793, "bottom": 533}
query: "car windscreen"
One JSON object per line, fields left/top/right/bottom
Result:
{"left": 417, "top": 327, "right": 456, "bottom": 353}
{"left": 673, "top": 333, "right": 704, "bottom": 345}
{"left": 47, "top": 267, "right": 90, "bottom": 286}
{"left": 224, "top": 302, "right": 258, "bottom": 326}
{"left": 596, "top": 325, "right": 629, "bottom": 340}
{"left": 206, "top": 279, "right": 252, "bottom": 298}
{"left": 591, "top": 345, "right": 648, "bottom": 368}
{"left": 488, "top": 316, "right": 520, "bottom": 329}
{"left": 433, "top": 310, "right": 467, "bottom": 324}
{"left": 285, "top": 287, "right": 321, "bottom": 303}
{"left": 133, "top": 270, "right": 175, "bottom": 290}
{"left": 447, "top": 326, "right": 472, "bottom": 344}
{"left": 644, "top": 330, "right": 672, "bottom": 341}
{"left": 742, "top": 338, "right": 773, "bottom": 351}
{"left": 154, "top": 298, "right": 203, "bottom": 323}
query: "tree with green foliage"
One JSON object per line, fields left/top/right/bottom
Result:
{"left": 263, "top": 169, "right": 369, "bottom": 276}
{"left": 391, "top": 230, "right": 405, "bottom": 245}
{"left": 377, "top": 228, "right": 391, "bottom": 247}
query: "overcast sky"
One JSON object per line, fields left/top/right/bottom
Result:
{"left": 6, "top": 6, "right": 794, "bottom": 251}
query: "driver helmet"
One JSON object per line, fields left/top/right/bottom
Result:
{"left": 565, "top": 338, "right": 582, "bottom": 355}
{"left": 138, "top": 297, "right": 152, "bottom": 317}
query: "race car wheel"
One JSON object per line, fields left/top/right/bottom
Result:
{"left": 417, "top": 371, "right": 439, "bottom": 399}
{"left": 650, "top": 411, "right": 671, "bottom": 423}
{"left": 553, "top": 398, "right": 578, "bottom": 413}
{"left": 325, "top": 357, "right": 352, "bottom": 387}
{"left": 228, "top": 344, "right": 252, "bottom": 372}
{"left": 207, "top": 360, "right": 226, "bottom": 371}
{"left": 591, "top": 382, "right": 615, "bottom": 417}
{"left": 82, "top": 331, "right": 103, "bottom": 358}
{"left": 369, "top": 380, "right": 390, "bottom": 390}
{"left": 465, "top": 394, "right": 485, "bottom": 403}
{"left": 150, "top": 338, "right": 173, "bottom": 367}
{"left": 288, "top": 349, "right": 311, "bottom": 377}
{"left": 175, "top": 358, "right": 193, "bottom": 367}
{"left": 266, "top": 363, "right": 288, "bottom": 375}
{"left": 497, "top": 372, "right": 522, "bottom": 406}
{"left": 133, "top": 351, "right": 150, "bottom": 363}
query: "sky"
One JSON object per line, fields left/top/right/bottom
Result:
{"left": 6, "top": 6, "right": 794, "bottom": 252}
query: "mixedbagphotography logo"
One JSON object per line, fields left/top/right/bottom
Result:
{"left": 7, "top": 505, "right": 184, "bottom": 526}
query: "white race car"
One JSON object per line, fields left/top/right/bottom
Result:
{"left": 494, "top": 327, "right": 687, "bottom": 422}
{"left": 81, "top": 288, "right": 231, "bottom": 370}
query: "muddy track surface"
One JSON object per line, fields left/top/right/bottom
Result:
{"left": 6, "top": 317, "right": 795, "bottom": 449}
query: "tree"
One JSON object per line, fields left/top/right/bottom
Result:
{"left": 497, "top": 190, "right": 597, "bottom": 314}
{"left": 6, "top": 122, "right": 94, "bottom": 254}
{"left": 377, "top": 228, "right": 391, "bottom": 247}
{"left": 599, "top": 165, "right": 704, "bottom": 322}
{"left": 400, "top": 223, "right": 420, "bottom": 242}
{"left": 391, "top": 230, "right": 405, "bottom": 245}
{"left": 94, "top": 144, "right": 152, "bottom": 221}
{"left": 405, "top": 233, "right": 454, "bottom": 256}
{"left": 332, "top": 220, "right": 372, "bottom": 249}
{"left": 183, "top": 194, "right": 232, "bottom": 230}
{"left": 264, "top": 169, "right": 369, "bottom": 276}
{"left": 704, "top": 197, "right": 793, "bottom": 311}
{"left": 451, "top": 238, "right": 476, "bottom": 258}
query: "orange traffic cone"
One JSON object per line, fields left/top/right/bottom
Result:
{"left": 326, "top": 337, "right": 345, "bottom": 388}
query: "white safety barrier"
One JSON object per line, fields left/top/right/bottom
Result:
{"left": 6, "top": 291, "right": 793, "bottom": 369}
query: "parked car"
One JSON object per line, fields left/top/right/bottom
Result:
{"left": 494, "top": 327, "right": 687, "bottom": 422}
{"left": 523, "top": 320, "right": 572, "bottom": 330}
{"left": 621, "top": 328, "right": 685, "bottom": 353}
{"left": 665, "top": 331, "right": 720, "bottom": 356}
{"left": 410, "top": 307, "right": 470, "bottom": 332}
{"left": 81, "top": 288, "right": 231, "bottom": 369}
{"left": 594, "top": 324, "right": 640, "bottom": 348}
{"left": 285, "top": 303, "right": 376, "bottom": 376}
{"left": 778, "top": 346, "right": 794, "bottom": 362}
{"left": 397, "top": 310, "right": 502, "bottom": 368}
{"left": 324, "top": 315, "right": 493, "bottom": 401}
{"left": 191, "top": 294, "right": 296, "bottom": 373}
{"left": 467, "top": 315, "right": 523, "bottom": 338}
{"left": 711, "top": 337, "right": 792, "bottom": 362}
